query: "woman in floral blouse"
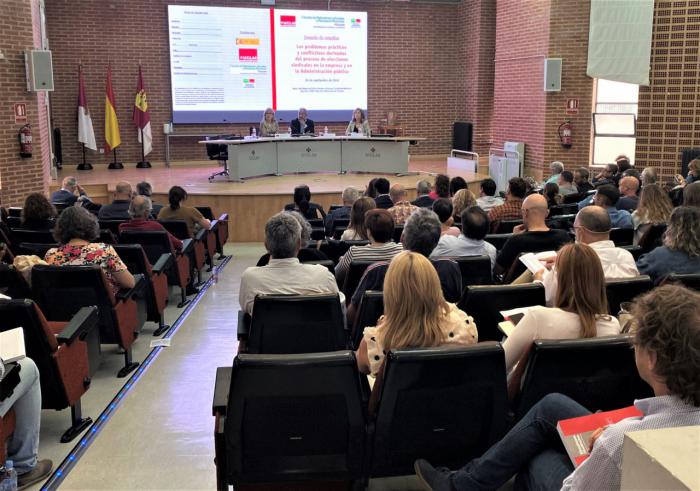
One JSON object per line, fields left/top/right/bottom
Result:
{"left": 44, "top": 207, "right": 135, "bottom": 293}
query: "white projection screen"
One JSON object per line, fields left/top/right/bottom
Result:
{"left": 168, "top": 5, "right": 368, "bottom": 123}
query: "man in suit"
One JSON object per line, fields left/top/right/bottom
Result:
{"left": 51, "top": 176, "right": 88, "bottom": 206}
{"left": 412, "top": 180, "right": 435, "bottom": 208}
{"left": 324, "top": 186, "right": 360, "bottom": 237}
{"left": 290, "top": 107, "right": 315, "bottom": 135}
{"left": 373, "top": 178, "right": 393, "bottom": 209}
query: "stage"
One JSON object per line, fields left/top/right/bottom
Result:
{"left": 55, "top": 159, "right": 490, "bottom": 242}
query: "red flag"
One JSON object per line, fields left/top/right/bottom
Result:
{"left": 133, "top": 65, "right": 152, "bottom": 156}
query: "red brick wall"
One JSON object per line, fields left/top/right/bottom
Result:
{"left": 0, "top": 0, "right": 50, "bottom": 206}
{"left": 45, "top": 0, "right": 466, "bottom": 166}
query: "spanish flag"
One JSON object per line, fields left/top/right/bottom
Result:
{"left": 104, "top": 65, "right": 121, "bottom": 152}
{"left": 133, "top": 65, "right": 152, "bottom": 156}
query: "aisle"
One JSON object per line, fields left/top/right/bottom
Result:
{"left": 55, "top": 244, "right": 264, "bottom": 490}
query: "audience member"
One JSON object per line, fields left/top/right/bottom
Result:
{"left": 488, "top": 177, "right": 527, "bottom": 223}
{"left": 50, "top": 176, "right": 90, "bottom": 206}
{"left": 614, "top": 155, "right": 632, "bottom": 183}
{"left": 415, "top": 284, "right": 700, "bottom": 490}
{"left": 432, "top": 198, "right": 460, "bottom": 237}
{"left": 617, "top": 176, "right": 640, "bottom": 211}
{"left": 239, "top": 212, "right": 342, "bottom": 315}
{"left": 324, "top": 186, "right": 360, "bottom": 236}
{"left": 475, "top": 178, "right": 503, "bottom": 211}
{"left": 348, "top": 208, "right": 462, "bottom": 326}
{"left": 543, "top": 182, "right": 562, "bottom": 207}
{"left": 45, "top": 207, "right": 135, "bottom": 293}
{"left": 341, "top": 197, "right": 376, "bottom": 241}
{"left": 20, "top": 193, "right": 57, "bottom": 230}
{"left": 494, "top": 194, "right": 571, "bottom": 277}
{"left": 632, "top": 184, "right": 673, "bottom": 245}
{"left": 449, "top": 176, "right": 468, "bottom": 197}
{"left": 259, "top": 107, "right": 279, "bottom": 137}
{"left": 451, "top": 189, "right": 476, "bottom": 222}
{"left": 683, "top": 181, "right": 700, "bottom": 207}
{"left": 135, "top": 181, "right": 162, "bottom": 217}
{"left": 97, "top": 181, "right": 133, "bottom": 220}
{"left": 157, "top": 186, "right": 212, "bottom": 237}
{"left": 557, "top": 171, "right": 577, "bottom": 196}
{"left": 364, "top": 178, "right": 379, "bottom": 199}
{"left": 119, "top": 196, "right": 182, "bottom": 252}
{"left": 356, "top": 251, "right": 477, "bottom": 377}
{"left": 373, "top": 178, "right": 393, "bottom": 209}
{"left": 683, "top": 158, "right": 699, "bottom": 185}
{"left": 0, "top": 357, "right": 53, "bottom": 488}
{"left": 412, "top": 180, "right": 435, "bottom": 208}
{"left": 431, "top": 206, "right": 497, "bottom": 268}
{"left": 640, "top": 167, "right": 657, "bottom": 187}
{"left": 545, "top": 161, "right": 564, "bottom": 185}
{"left": 429, "top": 174, "right": 450, "bottom": 200}
{"left": 387, "top": 184, "right": 418, "bottom": 225}
{"left": 622, "top": 167, "right": 641, "bottom": 180}
{"left": 283, "top": 184, "right": 326, "bottom": 219}
{"left": 335, "top": 209, "right": 402, "bottom": 285}
{"left": 592, "top": 163, "right": 618, "bottom": 188}
{"left": 256, "top": 211, "right": 328, "bottom": 266}
{"left": 574, "top": 167, "right": 594, "bottom": 194}
{"left": 585, "top": 184, "right": 633, "bottom": 229}
{"left": 637, "top": 206, "right": 700, "bottom": 283}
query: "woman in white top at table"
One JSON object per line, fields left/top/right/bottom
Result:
{"left": 503, "top": 243, "right": 621, "bottom": 373}
{"left": 345, "top": 108, "right": 371, "bottom": 136}
{"left": 259, "top": 107, "right": 279, "bottom": 137}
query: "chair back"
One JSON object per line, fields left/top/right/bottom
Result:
{"left": 609, "top": 227, "right": 634, "bottom": 246}
{"left": 98, "top": 220, "right": 125, "bottom": 236}
{"left": 484, "top": 233, "right": 511, "bottom": 251}
{"left": 7, "top": 207, "right": 22, "bottom": 217}
{"left": 448, "top": 255, "right": 492, "bottom": 288}
{"left": 195, "top": 206, "right": 215, "bottom": 220}
{"left": 158, "top": 220, "right": 190, "bottom": 240}
{"left": 549, "top": 203, "right": 579, "bottom": 216}
{"left": 113, "top": 244, "right": 159, "bottom": 320}
{"left": 16, "top": 242, "right": 58, "bottom": 258}
{"left": 118, "top": 230, "right": 174, "bottom": 265}
{"left": 459, "top": 283, "right": 545, "bottom": 342}
{"left": 662, "top": 272, "right": 700, "bottom": 291}
{"left": 563, "top": 192, "right": 586, "bottom": 204}
{"left": 248, "top": 294, "right": 347, "bottom": 354}
{"left": 370, "top": 344, "right": 508, "bottom": 477}
{"left": 352, "top": 290, "right": 384, "bottom": 349}
{"left": 320, "top": 239, "right": 370, "bottom": 263}
{"left": 342, "top": 260, "right": 376, "bottom": 297}
{"left": 393, "top": 225, "right": 403, "bottom": 244}
{"left": 514, "top": 335, "right": 653, "bottom": 418}
{"left": 99, "top": 229, "right": 117, "bottom": 245}
{"left": 605, "top": 276, "right": 653, "bottom": 315}
{"left": 493, "top": 219, "right": 522, "bottom": 234}
{"left": 0, "top": 263, "right": 32, "bottom": 299}
{"left": 5, "top": 216, "right": 21, "bottom": 229}
{"left": 307, "top": 218, "right": 324, "bottom": 228}
{"left": 11, "top": 229, "right": 55, "bottom": 244}
{"left": 620, "top": 244, "right": 644, "bottom": 261}
{"left": 224, "top": 351, "right": 366, "bottom": 484}
{"left": 638, "top": 223, "right": 666, "bottom": 252}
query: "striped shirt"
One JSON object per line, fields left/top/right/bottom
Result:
{"left": 335, "top": 242, "right": 404, "bottom": 285}
{"left": 561, "top": 395, "right": 700, "bottom": 490}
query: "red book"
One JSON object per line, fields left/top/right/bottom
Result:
{"left": 557, "top": 406, "right": 643, "bottom": 467}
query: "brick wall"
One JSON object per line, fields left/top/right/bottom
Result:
{"left": 636, "top": 1, "right": 700, "bottom": 181}
{"left": 45, "top": 0, "right": 466, "bottom": 166}
{"left": 0, "top": 0, "right": 50, "bottom": 206}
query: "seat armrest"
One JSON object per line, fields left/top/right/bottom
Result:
{"left": 57, "top": 305, "right": 98, "bottom": 344}
{"left": 210, "top": 219, "right": 219, "bottom": 231}
{"left": 180, "top": 238, "right": 194, "bottom": 254}
{"left": 115, "top": 274, "right": 147, "bottom": 301}
{"left": 217, "top": 213, "right": 228, "bottom": 222}
{"left": 152, "top": 253, "right": 174, "bottom": 274}
{"left": 237, "top": 310, "right": 250, "bottom": 340}
{"left": 195, "top": 228, "right": 207, "bottom": 242}
{"left": 212, "top": 367, "right": 232, "bottom": 416}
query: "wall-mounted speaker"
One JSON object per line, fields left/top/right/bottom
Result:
{"left": 544, "top": 58, "right": 562, "bottom": 92}
{"left": 25, "top": 49, "right": 54, "bottom": 91}
{"left": 453, "top": 122, "right": 473, "bottom": 152}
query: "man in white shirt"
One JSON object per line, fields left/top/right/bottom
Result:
{"left": 239, "top": 212, "right": 344, "bottom": 315}
{"left": 475, "top": 178, "right": 504, "bottom": 212}
{"left": 431, "top": 206, "right": 497, "bottom": 268}
{"left": 538, "top": 206, "right": 639, "bottom": 305}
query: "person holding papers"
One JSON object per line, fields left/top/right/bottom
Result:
{"left": 258, "top": 108, "right": 279, "bottom": 137}
{"left": 290, "top": 107, "right": 314, "bottom": 135}
{"left": 345, "top": 108, "right": 371, "bottom": 136}
{"left": 414, "top": 283, "right": 700, "bottom": 491}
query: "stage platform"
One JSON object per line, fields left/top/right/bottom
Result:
{"left": 56, "top": 160, "right": 490, "bottom": 242}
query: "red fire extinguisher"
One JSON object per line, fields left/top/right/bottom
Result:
{"left": 18, "top": 124, "right": 33, "bottom": 158}
{"left": 558, "top": 121, "right": 573, "bottom": 149}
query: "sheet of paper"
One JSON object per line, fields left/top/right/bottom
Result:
{"left": 0, "top": 327, "right": 26, "bottom": 363}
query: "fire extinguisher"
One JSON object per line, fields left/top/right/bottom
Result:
{"left": 18, "top": 124, "right": 33, "bottom": 158}
{"left": 558, "top": 120, "right": 573, "bottom": 149}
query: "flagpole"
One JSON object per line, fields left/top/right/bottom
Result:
{"left": 136, "top": 127, "right": 151, "bottom": 168}
{"left": 108, "top": 147, "right": 123, "bottom": 170}
{"left": 77, "top": 143, "right": 93, "bottom": 171}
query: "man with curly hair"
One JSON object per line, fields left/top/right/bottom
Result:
{"left": 415, "top": 284, "right": 700, "bottom": 491}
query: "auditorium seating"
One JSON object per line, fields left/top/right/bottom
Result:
{"left": 352, "top": 290, "right": 384, "bottom": 349}
{"left": 513, "top": 335, "right": 653, "bottom": 419}
{"left": 342, "top": 260, "right": 376, "bottom": 299}
{"left": 238, "top": 293, "right": 347, "bottom": 354}
{"left": 484, "top": 233, "right": 511, "bottom": 251}
{"left": 9, "top": 228, "right": 54, "bottom": 244}
{"left": 31, "top": 265, "right": 142, "bottom": 378}
{"left": 605, "top": 276, "right": 653, "bottom": 315}
{"left": 549, "top": 203, "right": 579, "bottom": 216}
{"left": 0, "top": 263, "right": 32, "bottom": 299}
{"left": 609, "top": 227, "right": 634, "bottom": 246}
{"left": 195, "top": 206, "right": 229, "bottom": 258}
{"left": 212, "top": 351, "right": 366, "bottom": 490}
{"left": 447, "top": 255, "right": 493, "bottom": 288}
{"left": 459, "top": 283, "right": 546, "bottom": 342}
{"left": 638, "top": 223, "right": 666, "bottom": 252}
{"left": 368, "top": 344, "right": 508, "bottom": 478}
{"left": 98, "top": 219, "right": 125, "bottom": 236}
{"left": 620, "top": 244, "right": 644, "bottom": 260}
{"left": 393, "top": 225, "right": 403, "bottom": 243}
{"left": 491, "top": 219, "right": 522, "bottom": 234}
{"left": 5, "top": 216, "right": 21, "bottom": 229}
{"left": 0, "top": 299, "right": 98, "bottom": 442}
{"left": 159, "top": 220, "right": 208, "bottom": 281}
{"left": 662, "top": 272, "right": 700, "bottom": 291}
{"left": 320, "top": 239, "right": 370, "bottom": 264}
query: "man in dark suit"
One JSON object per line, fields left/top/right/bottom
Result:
{"left": 412, "top": 179, "right": 435, "bottom": 208}
{"left": 98, "top": 181, "right": 133, "bottom": 220}
{"left": 373, "top": 178, "right": 393, "bottom": 209}
{"left": 290, "top": 107, "right": 315, "bottom": 135}
{"left": 51, "top": 176, "right": 88, "bottom": 206}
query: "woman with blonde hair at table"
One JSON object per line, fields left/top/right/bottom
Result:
{"left": 259, "top": 107, "right": 279, "bottom": 137}
{"left": 346, "top": 108, "right": 371, "bottom": 136}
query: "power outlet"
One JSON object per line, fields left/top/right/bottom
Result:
{"left": 99, "top": 148, "right": 105, "bottom": 154}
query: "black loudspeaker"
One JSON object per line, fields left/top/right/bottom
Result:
{"left": 453, "top": 122, "right": 473, "bottom": 152}
{"left": 681, "top": 148, "right": 700, "bottom": 176}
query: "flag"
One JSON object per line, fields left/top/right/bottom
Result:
{"left": 133, "top": 65, "right": 152, "bottom": 156}
{"left": 77, "top": 65, "right": 97, "bottom": 151}
{"left": 104, "top": 65, "right": 121, "bottom": 152}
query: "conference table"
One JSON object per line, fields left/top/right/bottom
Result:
{"left": 199, "top": 135, "right": 424, "bottom": 180}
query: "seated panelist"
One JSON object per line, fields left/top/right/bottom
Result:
{"left": 259, "top": 107, "right": 279, "bottom": 137}
{"left": 290, "top": 107, "right": 315, "bottom": 135}
{"left": 345, "top": 108, "right": 371, "bottom": 136}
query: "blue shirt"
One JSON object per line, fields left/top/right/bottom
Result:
{"left": 637, "top": 246, "right": 700, "bottom": 284}
{"left": 606, "top": 207, "right": 633, "bottom": 229}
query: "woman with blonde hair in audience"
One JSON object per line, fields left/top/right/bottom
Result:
{"left": 503, "top": 243, "right": 620, "bottom": 373}
{"left": 259, "top": 108, "right": 279, "bottom": 137}
{"left": 341, "top": 196, "right": 376, "bottom": 241}
{"left": 631, "top": 184, "right": 673, "bottom": 245}
{"left": 357, "top": 251, "right": 478, "bottom": 377}
{"left": 451, "top": 188, "right": 477, "bottom": 223}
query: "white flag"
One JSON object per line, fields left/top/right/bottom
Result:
{"left": 77, "top": 68, "right": 97, "bottom": 151}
